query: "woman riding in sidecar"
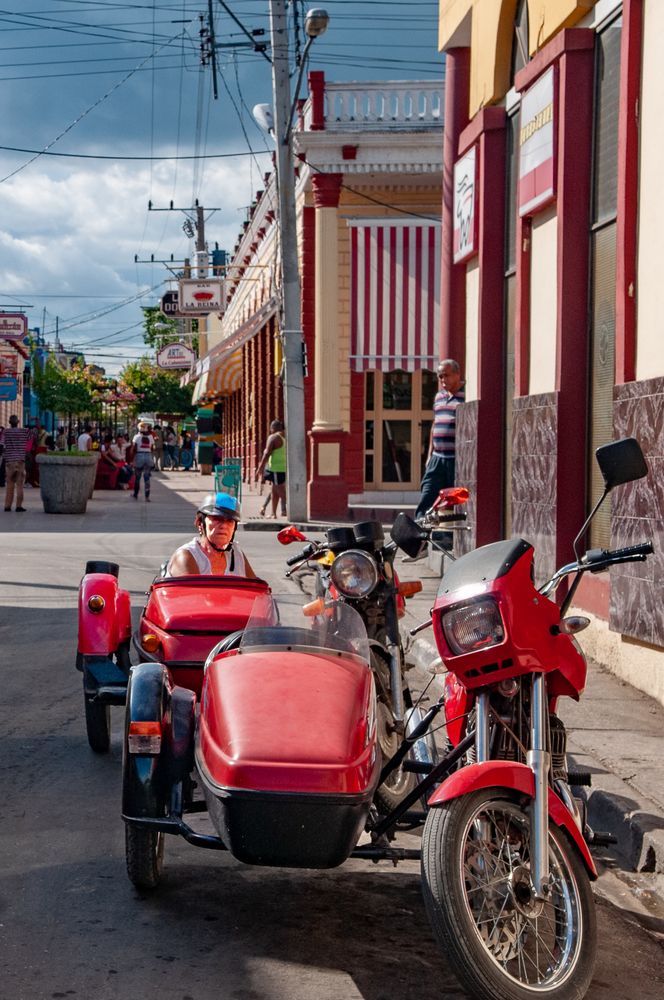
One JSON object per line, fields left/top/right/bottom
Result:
{"left": 76, "top": 492, "right": 268, "bottom": 754}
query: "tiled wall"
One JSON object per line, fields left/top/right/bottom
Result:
{"left": 455, "top": 400, "right": 477, "bottom": 556}
{"left": 511, "top": 392, "right": 558, "bottom": 585}
{"left": 610, "top": 377, "right": 664, "bottom": 646}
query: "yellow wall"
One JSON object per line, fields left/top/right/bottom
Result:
{"left": 465, "top": 259, "right": 480, "bottom": 400}
{"left": 438, "top": 0, "right": 598, "bottom": 117}
{"left": 528, "top": 205, "right": 558, "bottom": 394}
{"left": 636, "top": 0, "right": 664, "bottom": 381}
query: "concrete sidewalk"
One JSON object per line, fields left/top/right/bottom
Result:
{"left": 4, "top": 468, "right": 663, "bottom": 896}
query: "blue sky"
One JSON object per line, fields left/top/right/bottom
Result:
{"left": 0, "top": 1, "right": 442, "bottom": 376}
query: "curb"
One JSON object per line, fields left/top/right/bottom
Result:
{"left": 401, "top": 630, "right": 664, "bottom": 884}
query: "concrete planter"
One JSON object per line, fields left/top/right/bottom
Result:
{"left": 37, "top": 453, "right": 99, "bottom": 514}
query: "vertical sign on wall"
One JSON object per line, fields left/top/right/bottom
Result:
{"left": 519, "top": 66, "right": 556, "bottom": 216}
{"left": 453, "top": 145, "right": 477, "bottom": 264}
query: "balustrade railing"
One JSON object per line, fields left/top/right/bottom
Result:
{"left": 302, "top": 81, "right": 444, "bottom": 132}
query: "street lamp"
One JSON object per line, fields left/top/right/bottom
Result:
{"left": 267, "top": 3, "right": 329, "bottom": 522}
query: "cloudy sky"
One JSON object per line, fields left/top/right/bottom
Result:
{"left": 0, "top": 1, "right": 443, "bottom": 377}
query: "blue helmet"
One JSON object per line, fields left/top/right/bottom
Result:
{"left": 197, "top": 492, "right": 241, "bottom": 521}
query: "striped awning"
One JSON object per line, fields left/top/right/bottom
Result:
{"left": 208, "top": 350, "right": 242, "bottom": 398}
{"left": 350, "top": 221, "right": 441, "bottom": 372}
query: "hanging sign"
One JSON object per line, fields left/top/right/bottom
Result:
{"left": 453, "top": 146, "right": 477, "bottom": 264}
{"left": 178, "top": 278, "right": 225, "bottom": 315}
{"left": 0, "top": 313, "right": 28, "bottom": 342}
{"left": 0, "top": 351, "right": 19, "bottom": 376}
{"left": 159, "top": 290, "right": 180, "bottom": 318}
{"left": 519, "top": 66, "right": 556, "bottom": 216}
{"left": 0, "top": 377, "right": 18, "bottom": 401}
{"left": 156, "top": 341, "right": 196, "bottom": 370}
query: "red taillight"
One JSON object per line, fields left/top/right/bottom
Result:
{"left": 128, "top": 720, "right": 162, "bottom": 754}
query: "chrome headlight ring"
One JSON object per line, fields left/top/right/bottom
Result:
{"left": 330, "top": 549, "right": 379, "bottom": 598}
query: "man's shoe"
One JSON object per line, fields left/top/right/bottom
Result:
{"left": 402, "top": 543, "right": 428, "bottom": 563}
{"left": 16, "top": 506, "right": 26, "bottom": 512}
{"left": 4, "top": 506, "right": 10, "bottom": 511}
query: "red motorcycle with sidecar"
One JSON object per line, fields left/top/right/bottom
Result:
{"left": 76, "top": 559, "right": 269, "bottom": 752}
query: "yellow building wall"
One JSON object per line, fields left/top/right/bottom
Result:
{"left": 636, "top": 0, "right": 664, "bottom": 381}
{"left": 438, "top": 0, "right": 598, "bottom": 117}
{"left": 529, "top": 206, "right": 558, "bottom": 394}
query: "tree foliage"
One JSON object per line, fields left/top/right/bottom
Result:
{"left": 119, "top": 356, "right": 194, "bottom": 415}
{"left": 142, "top": 306, "right": 198, "bottom": 354}
{"left": 32, "top": 354, "right": 96, "bottom": 415}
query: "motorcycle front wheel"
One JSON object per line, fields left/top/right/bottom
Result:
{"left": 421, "top": 789, "right": 596, "bottom": 1000}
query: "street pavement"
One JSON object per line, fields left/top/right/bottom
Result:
{"left": 3, "top": 465, "right": 664, "bottom": 916}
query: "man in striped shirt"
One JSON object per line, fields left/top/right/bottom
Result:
{"left": 415, "top": 359, "right": 465, "bottom": 521}
{"left": 3, "top": 414, "right": 34, "bottom": 512}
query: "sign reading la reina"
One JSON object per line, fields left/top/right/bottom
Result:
{"left": 178, "top": 278, "right": 224, "bottom": 315}
{"left": 156, "top": 341, "right": 196, "bottom": 370}
{"left": 0, "top": 312, "right": 28, "bottom": 341}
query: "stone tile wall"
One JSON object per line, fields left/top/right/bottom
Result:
{"left": 610, "top": 377, "right": 664, "bottom": 646}
{"left": 511, "top": 392, "right": 558, "bottom": 585}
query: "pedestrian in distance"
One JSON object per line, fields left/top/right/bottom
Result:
{"left": 255, "top": 419, "right": 287, "bottom": 519}
{"left": 406, "top": 359, "right": 465, "bottom": 561}
{"left": 131, "top": 421, "right": 155, "bottom": 502}
{"left": 3, "top": 414, "right": 35, "bottom": 512}
{"left": 55, "top": 426, "right": 68, "bottom": 451}
{"left": 77, "top": 423, "right": 93, "bottom": 452}
{"left": 164, "top": 424, "right": 178, "bottom": 469}
{"left": 152, "top": 423, "right": 164, "bottom": 471}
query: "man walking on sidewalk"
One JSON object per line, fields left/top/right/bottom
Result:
{"left": 3, "top": 414, "right": 34, "bottom": 512}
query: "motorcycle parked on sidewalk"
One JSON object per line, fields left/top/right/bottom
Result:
{"left": 390, "top": 437, "right": 652, "bottom": 999}
{"left": 278, "top": 518, "right": 429, "bottom": 811}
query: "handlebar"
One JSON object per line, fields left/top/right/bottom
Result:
{"left": 583, "top": 541, "right": 654, "bottom": 570}
{"left": 286, "top": 542, "right": 317, "bottom": 567}
{"left": 436, "top": 512, "right": 467, "bottom": 524}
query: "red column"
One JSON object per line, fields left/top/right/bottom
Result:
{"left": 440, "top": 47, "right": 470, "bottom": 365}
{"left": 308, "top": 71, "right": 325, "bottom": 131}
{"left": 615, "top": 0, "right": 642, "bottom": 385}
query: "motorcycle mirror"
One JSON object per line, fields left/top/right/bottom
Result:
{"left": 390, "top": 512, "right": 428, "bottom": 558}
{"left": 433, "top": 486, "right": 470, "bottom": 509}
{"left": 595, "top": 437, "right": 648, "bottom": 490}
{"left": 277, "top": 525, "right": 307, "bottom": 545}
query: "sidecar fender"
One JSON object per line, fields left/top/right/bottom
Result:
{"left": 428, "top": 761, "right": 597, "bottom": 879}
{"left": 122, "top": 662, "right": 196, "bottom": 820}
{"left": 78, "top": 573, "right": 120, "bottom": 655}
{"left": 116, "top": 588, "right": 132, "bottom": 643}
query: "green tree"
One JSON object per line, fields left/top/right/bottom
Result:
{"left": 32, "top": 354, "right": 94, "bottom": 416}
{"left": 119, "top": 356, "right": 194, "bottom": 415}
{"left": 142, "top": 306, "right": 198, "bottom": 354}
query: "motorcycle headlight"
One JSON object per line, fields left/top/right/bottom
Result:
{"left": 330, "top": 549, "right": 378, "bottom": 598}
{"left": 441, "top": 597, "right": 504, "bottom": 656}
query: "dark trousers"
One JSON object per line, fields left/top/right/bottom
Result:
{"left": 415, "top": 453, "right": 455, "bottom": 520}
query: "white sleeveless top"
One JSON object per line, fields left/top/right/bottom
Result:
{"left": 166, "top": 537, "right": 247, "bottom": 577}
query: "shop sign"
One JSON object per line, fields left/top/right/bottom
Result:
{"left": 0, "top": 313, "right": 28, "bottom": 341}
{"left": 178, "top": 278, "right": 225, "bottom": 315}
{"left": 160, "top": 290, "right": 180, "bottom": 317}
{"left": 453, "top": 146, "right": 477, "bottom": 264}
{"left": 0, "top": 377, "right": 18, "bottom": 401}
{"left": 519, "top": 66, "right": 556, "bottom": 216}
{"left": 156, "top": 341, "right": 196, "bottom": 370}
{"left": 0, "top": 351, "right": 18, "bottom": 376}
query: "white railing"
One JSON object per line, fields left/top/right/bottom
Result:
{"left": 302, "top": 81, "right": 444, "bottom": 131}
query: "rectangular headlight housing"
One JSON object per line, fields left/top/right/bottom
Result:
{"left": 441, "top": 597, "right": 504, "bottom": 656}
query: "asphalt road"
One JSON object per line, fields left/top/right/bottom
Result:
{"left": 1, "top": 484, "right": 663, "bottom": 1000}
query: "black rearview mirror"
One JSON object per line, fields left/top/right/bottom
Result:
{"left": 595, "top": 437, "right": 648, "bottom": 490}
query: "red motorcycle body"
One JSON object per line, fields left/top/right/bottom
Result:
{"left": 196, "top": 643, "right": 379, "bottom": 868}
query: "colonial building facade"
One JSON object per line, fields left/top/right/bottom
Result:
{"left": 192, "top": 74, "right": 444, "bottom": 521}
{"left": 438, "top": 0, "right": 664, "bottom": 702}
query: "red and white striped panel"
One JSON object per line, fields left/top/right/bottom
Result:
{"left": 350, "top": 221, "right": 441, "bottom": 372}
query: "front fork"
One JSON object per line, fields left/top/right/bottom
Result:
{"left": 475, "top": 675, "right": 551, "bottom": 898}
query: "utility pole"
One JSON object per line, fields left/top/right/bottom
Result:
{"left": 269, "top": 0, "right": 307, "bottom": 522}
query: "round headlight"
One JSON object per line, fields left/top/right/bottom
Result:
{"left": 330, "top": 549, "right": 378, "bottom": 598}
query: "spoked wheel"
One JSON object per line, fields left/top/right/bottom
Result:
{"left": 371, "top": 650, "right": 416, "bottom": 813}
{"left": 422, "top": 789, "right": 596, "bottom": 1000}
{"left": 125, "top": 823, "right": 164, "bottom": 889}
{"left": 84, "top": 695, "right": 111, "bottom": 754}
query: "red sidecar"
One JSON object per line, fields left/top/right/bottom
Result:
{"left": 76, "top": 557, "right": 268, "bottom": 754}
